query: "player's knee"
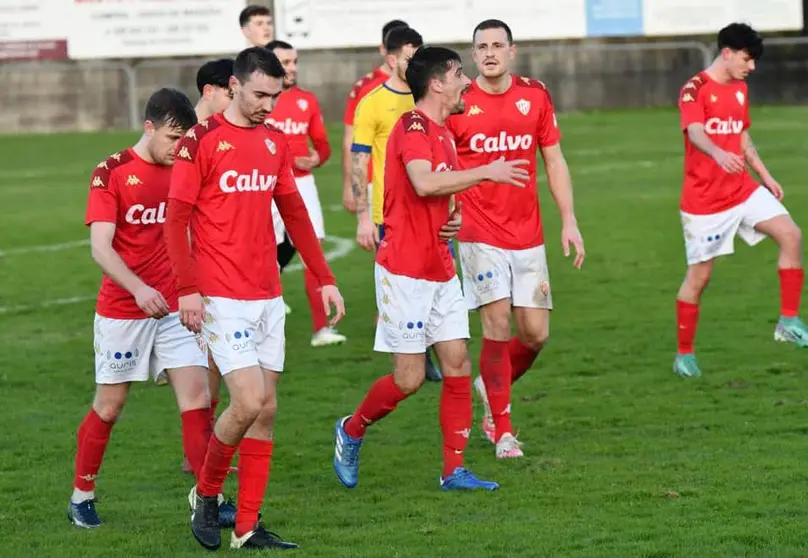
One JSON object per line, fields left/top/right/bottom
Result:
{"left": 781, "top": 222, "right": 802, "bottom": 249}
{"left": 480, "top": 306, "right": 511, "bottom": 340}
{"left": 685, "top": 264, "right": 712, "bottom": 293}
{"left": 93, "top": 400, "right": 125, "bottom": 423}
{"left": 521, "top": 328, "right": 549, "bottom": 351}
{"left": 229, "top": 393, "right": 264, "bottom": 425}
{"left": 442, "top": 350, "right": 472, "bottom": 377}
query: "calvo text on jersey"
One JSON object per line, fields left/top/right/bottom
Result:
{"left": 704, "top": 117, "right": 744, "bottom": 135}
{"left": 125, "top": 202, "right": 166, "bottom": 225}
{"left": 470, "top": 132, "right": 533, "bottom": 153}
{"left": 218, "top": 170, "right": 279, "bottom": 193}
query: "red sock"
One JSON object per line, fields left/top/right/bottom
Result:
{"left": 197, "top": 433, "right": 238, "bottom": 497}
{"left": 779, "top": 268, "right": 804, "bottom": 318}
{"left": 480, "top": 338, "right": 513, "bottom": 442}
{"left": 508, "top": 336, "right": 539, "bottom": 384}
{"left": 440, "top": 376, "right": 472, "bottom": 478}
{"left": 181, "top": 408, "right": 212, "bottom": 483}
{"left": 235, "top": 438, "right": 273, "bottom": 537}
{"left": 344, "top": 374, "right": 408, "bottom": 439}
{"left": 74, "top": 409, "right": 113, "bottom": 491}
{"left": 676, "top": 299, "right": 699, "bottom": 354}
{"left": 304, "top": 268, "right": 329, "bottom": 333}
{"left": 209, "top": 398, "right": 220, "bottom": 430}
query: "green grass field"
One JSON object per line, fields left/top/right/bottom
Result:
{"left": 2, "top": 106, "right": 808, "bottom": 557}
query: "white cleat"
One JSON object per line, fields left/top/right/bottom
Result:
{"left": 496, "top": 433, "right": 524, "bottom": 459}
{"left": 311, "top": 327, "right": 347, "bottom": 347}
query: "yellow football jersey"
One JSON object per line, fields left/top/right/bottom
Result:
{"left": 351, "top": 83, "right": 414, "bottom": 225}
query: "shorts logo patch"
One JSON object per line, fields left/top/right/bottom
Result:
{"left": 105, "top": 348, "right": 139, "bottom": 371}
{"left": 398, "top": 320, "right": 425, "bottom": 341}
{"left": 226, "top": 330, "right": 252, "bottom": 353}
{"left": 473, "top": 269, "right": 501, "bottom": 295}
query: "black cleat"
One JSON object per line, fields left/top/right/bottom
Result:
{"left": 230, "top": 523, "right": 299, "bottom": 550}
{"left": 191, "top": 493, "right": 221, "bottom": 551}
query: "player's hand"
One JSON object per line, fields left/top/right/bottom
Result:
{"left": 356, "top": 214, "right": 379, "bottom": 252}
{"left": 439, "top": 201, "right": 462, "bottom": 240}
{"left": 561, "top": 220, "right": 585, "bottom": 269}
{"left": 342, "top": 182, "right": 357, "bottom": 213}
{"left": 134, "top": 285, "right": 170, "bottom": 319}
{"left": 763, "top": 176, "right": 784, "bottom": 200}
{"left": 178, "top": 293, "right": 205, "bottom": 334}
{"left": 485, "top": 156, "right": 530, "bottom": 187}
{"left": 321, "top": 284, "right": 346, "bottom": 326}
{"left": 713, "top": 150, "right": 745, "bottom": 174}
{"left": 294, "top": 150, "right": 320, "bottom": 171}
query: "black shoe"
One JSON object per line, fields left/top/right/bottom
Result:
{"left": 230, "top": 523, "right": 299, "bottom": 550}
{"left": 191, "top": 494, "right": 221, "bottom": 551}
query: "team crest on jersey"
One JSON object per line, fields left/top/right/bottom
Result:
{"left": 468, "top": 105, "right": 483, "bottom": 116}
{"left": 265, "top": 138, "right": 276, "bottom": 155}
{"left": 297, "top": 98, "right": 309, "bottom": 112}
{"left": 736, "top": 91, "right": 745, "bottom": 105}
{"left": 516, "top": 99, "right": 531, "bottom": 115}
{"left": 125, "top": 174, "right": 142, "bottom": 186}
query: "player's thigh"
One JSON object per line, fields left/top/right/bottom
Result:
{"left": 510, "top": 245, "right": 553, "bottom": 310}
{"left": 513, "top": 307, "right": 550, "bottom": 348}
{"left": 391, "top": 353, "right": 428, "bottom": 393}
{"left": 680, "top": 207, "right": 742, "bottom": 265}
{"left": 93, "top": 313, "right": 158, "bottom": 385}
{"left": 259, "top": 368, "right": 280, "bottom": 414}
{"left": 426, "top": 276, "right": 471, "bottom": 351}
{"left": 92, "top": 382, "right": 132, "bottom": 422}
{"left": 203, "top": 297, "right": 265, "bottom": 377}
{"left": 223, "top": 365, "right": 266, "bottom": 415}
{"left": 152, "top": 312, "right": 208, "bottom": 384}
{"left": 432, "top": 339, "right": 471, "bottom": 378}
{"left": 373, "top": 264, "right": 433, "bottom": 355}
{"left": 739, "top": 187, "right": 792, "bottom": 246}
{"left": 478, "top": 299, "right": 512, "bottom": 341}
{"left": 458, "top": 242, "right": 512, "bottom": 310}
{"left": 166, "top": 366, "right": 210, "bottom": 412}
{"left": 254, "top": 297, "right": 286, "bottom": 373}
{"left": 296, "top": 175, "right": 326, "bottom": 239}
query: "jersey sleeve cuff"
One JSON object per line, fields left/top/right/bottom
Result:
{"left": 350, "top": 143, "right": 371, "bottom": 154}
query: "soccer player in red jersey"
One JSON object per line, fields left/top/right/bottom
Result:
{"left": 265, "top": 39, "right": 348, "bottom": 348}
{"left": 333, "top": 46, "right": 530, "bottom": 491}
{"left": 67, "top": 88, "right": 237, "bottom": 528}
{"left": 341, "top": 19, "right": 408, "bottom": 212}
{"left": 674, "top": 23, "right": 808, "bottom": 377}
{"left": 166, "top": 47, "right": 345, "bottom": 551}
{"left": 446, "top": 19, "right": 585, "bottom": 457}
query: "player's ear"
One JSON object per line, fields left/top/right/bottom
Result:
{"left": 508, "top": 43, "right": 516, "bottom": 60}
{"left": 228, "top": 75, "right": 240, "bottom": 95}
{"left": 385, "top": 52, "right": 397, "bottom": 70}
{"left": 143, "top": 120, "right": 156, "bottom": 137}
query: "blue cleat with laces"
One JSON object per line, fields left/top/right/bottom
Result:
{"left": 334, "top": 416, "right": 363, "bottom": 488}
{"left": 774, "top": 316, "right": 808, "bottom": 348}
{"left": 67, "top": 499, "right": 102, "bottom": 528}
{"left": 439, "top": 467, "right": 499, "bottom": 492}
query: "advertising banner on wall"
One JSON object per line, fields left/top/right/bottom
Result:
{"left": 66, "top": 0, "right": 247, "bottom": 60}
{"left": 0, "top": 0, "right": 68, "bottom": 61}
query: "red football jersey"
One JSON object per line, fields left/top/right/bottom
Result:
{"left": 344, "top": 67, "right": 389, "bottom": 183}
{"left": 168, "top": 113, "right": 298, "bottom": 300}
{"left": 679, "top": 72, "right": 757, "bottom": 214}
{"left": 266, "top": 86, "right": 330, "bottom": 178}
{"left": 376, "top": 110, "right": 457, "bottom": 282}
{"left": 447, "top": 76, "right": 561, "bottom": 250}
{"left": 85, "top": 148, "right": 177, "bottom": 319}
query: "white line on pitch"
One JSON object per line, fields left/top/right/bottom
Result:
{"left": 0, "top": 239, "right": 89, "bottom": 258}
{"left": 0, "top": 235, "right": 356, "bottom": 316}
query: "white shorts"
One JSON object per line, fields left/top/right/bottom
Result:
{"left": 373, "top": 263, "right": 470, "bottom": 354}
{"left": 458, "top": 242, "right": 553, "bottom": 310}
{"left": 202, "top": 296, "right": 286, "bottom": 375}
{"left": 271, "top": 175, "right": 325, "bottom": 244}
{"left": 93, "top": 312, "right": 207, "bottom": 385}
{"left": 681, "top": 186, "right": 788, "bottom": 265}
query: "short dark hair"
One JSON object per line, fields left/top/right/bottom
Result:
{"left": 384, "top": 26, "right": 423, "bottom": 55}
{"left": 233, "top": 46, "right": 285, "bottom": 83}
{"left": 239, "top": 5, "right": 271, "bottom": 27}
{"left": 196, "top": 58, "right": 234, "bottom": 94}
{"left": 382, "top": 19, "right": 408, "bottom": 42}
{"left": 265, "top": 40, "right": 294, "bottom": 51}
{"left": 473, "top": 19, "right": 513, "bottom": 44}
{"left": 718, "top": 23, "right": 763, "bottom": 59}
{"left": 144, "top": 88, "right": 197, "bottom": 130}
{"left": 405, "top": 46, "right": 462, "bottom": 103}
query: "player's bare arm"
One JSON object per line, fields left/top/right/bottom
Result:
{"left": 89, "top": 221, "right": 169, "bottom": 318}
{"left": 540, "top": 143, "right": 585, "bottom": 268}
{"left": 405, "top": 156, "right": 529, "bottom": 197}
{"left": 686, "top": 123, "right": 745, "bottom": 174}
{"left": 741, "top": 131, "right": 783, "bottom": 199}
{"left": 342, "top": 126, "right": 357, "bottom": 212}
{"left": 351, "top": 151, "right": 377, "bottom": 251}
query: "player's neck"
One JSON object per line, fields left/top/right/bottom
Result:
{"left": 476, "top": 73, "right": 512, "bottom": 95}
{"left": 386, "top": 74, "right": 410, "bottom": 94}
{"left": 415, "top": 99, "right": 447, "bottom": 126}
{"left": 132, "top": 136, "right": 155, "bottom": 164}
{"left": 223, "top": 103, "right": 257, "bottom": 128}
{"left": 380, "top": 63, "right": 394, "bottom": 76}
{"left": 195, "top": 102, "right": 213, "bottom": 122}
{"left": 705, "top": 62, "right": 733, "bottom": 84}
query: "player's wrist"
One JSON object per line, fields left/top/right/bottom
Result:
{"left": 177, "top": 286, "right": 199, "bottom": 298}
